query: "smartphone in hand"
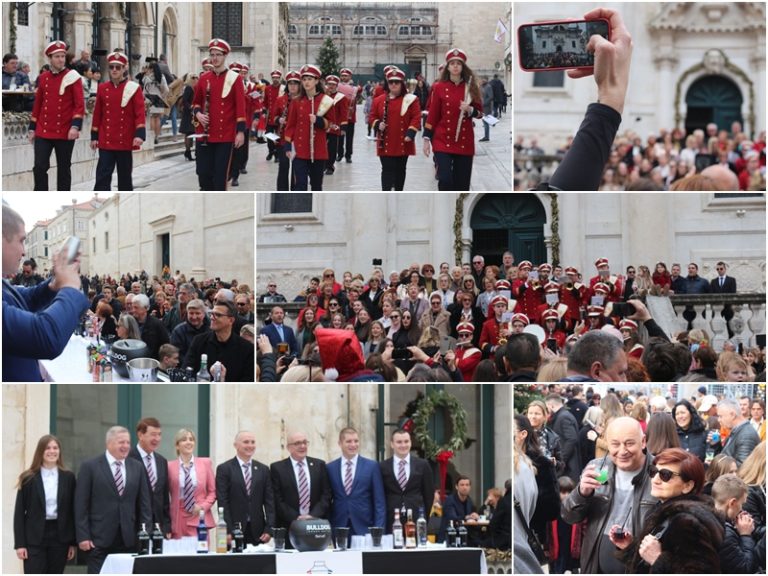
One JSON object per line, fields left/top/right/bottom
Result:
{"left": 518, "top": 19, "right": 610, "bottom": 72}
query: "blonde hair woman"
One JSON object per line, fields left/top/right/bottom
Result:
{"left": 167, "top": 429, "right": 216, "bottom": 539}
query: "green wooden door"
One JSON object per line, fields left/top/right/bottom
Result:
{"left": 685, "top": 75, "right": 743, "bottom": 135}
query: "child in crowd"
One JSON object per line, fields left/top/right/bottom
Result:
{"left": 550, "top": 476, "right": 581, "bottom": 574}
{"left": 158, "top": 343, "right": 180, "bottom": 372}
{"left": 712, "top": 473, "right": 759, "bottom": 573}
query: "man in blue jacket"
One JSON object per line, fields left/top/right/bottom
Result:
{"left": 328, "top": 427, "right": 386, "bottom": 536}
{"left": 3, "top": 203, "right": 88, "bottom": 381}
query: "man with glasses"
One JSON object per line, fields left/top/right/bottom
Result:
{"left": 235, "top": 293, "right": 254, "bottom": 323}
{"left": 471, "top": 255, "right": 486, "bottom": 286}
{"left": 259, "top": 305, "right": 298, "bottom": 356}
{"left": 562, "top": 417, "right": 657, "bottom": 574}
{"left": 90, "top": 51, "right": 145, "bottom": 190}
{"left": 184, "top": 300, "right": 254, "bottom": 381}
{"left": 270, "top": 431, "right": 331, "bottom": 545}
{"left": 258, "top": 281, "right": 286, "bottom": 304}
{"left": 622, "top": 266, "right": 636, "bottom": 301}
{"left": 710, "top": 260, "right": 736, "bottom": 338}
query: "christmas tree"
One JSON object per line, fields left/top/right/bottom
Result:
{"left": 316, "top": 36, "right": 341, "bottom": 78}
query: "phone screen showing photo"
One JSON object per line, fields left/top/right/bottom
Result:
{"left": 518, "top": 19, "right": 609, "bottom": 71}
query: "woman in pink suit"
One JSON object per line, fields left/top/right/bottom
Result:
{"left": 167, "top": 428, "right": 217, "bottom": 538}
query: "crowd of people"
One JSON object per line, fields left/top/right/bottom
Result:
{"left": 515, "top": 117, "right": 767, "bottom": 192}
{"left": 256, "top": 254, "right": 765, "bottom": 382}
{"left": 14, "top": 421, "right": 510, "bottom": 573}
{"left": 5, "top": 39, "right": 509, "bottom": 192}
{"left": 3, "top": 202, "right": 254, "bottom": 382}
{"left": 515, "top": 385, "right": 766, "bottom": 574}
{"left": 522, "top": 51, "right": 595, "bottom": 70}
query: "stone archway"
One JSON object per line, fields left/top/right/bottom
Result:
{"left": 161, "top": 6, "right": 179, "bottom": 72}
{"left": 684, "top": 74, "right": 743, "bottom": 135}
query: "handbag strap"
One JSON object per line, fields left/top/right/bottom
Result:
{"left": 514, "top": 497, "right": 538, "bottom": 542}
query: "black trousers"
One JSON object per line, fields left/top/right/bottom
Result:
{"left": 266, "top": 124, "right": 278, "bottom": 157}
{"left": 380, "top": 155, "right": 409, "bottom": 190}
{"left": 292, "top": 158, "right": 324, "bottom": 190}
{"left": 34, "top": 137, "right": 75, "bottom": 191}
{"left": 434, "top": 151, "right": 473, "bottom": 191}
{"left": 276, "top": 147, "right": 294, "bottom": 190}
{"left": 86, "top": 528, "right": 132, "bottom": 574}
{"left": 24, "top": 520, "right": 69, "bottom": 574}
{"left": 229, "top": 141, "right": 247, "bottom": 180}
{"left": 326, "top": 133, "right": 339, "bottom": 170}
{"left": 196, "top": 141, "right": 234, "bottom": 190}
{"left": 337, "top": 122, "right": 355, "bottom": 160}
{"left": 94, "top": 149, "right": 134, "bottom": 191}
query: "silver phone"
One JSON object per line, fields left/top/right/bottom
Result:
{"left": 64, "top": 236, "right": 80, "bottom": 264}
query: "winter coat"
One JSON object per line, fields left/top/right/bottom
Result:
{"left": 549, "top": 407, "right": 582, "bottom": 482}
{"left": 562, "top": 451, "right": 659, "bottom": 574}
{"left": 624, "top": 495, "right": 723, "bottom": 574}
{"left": 719, "top": 518, "right": 758, "bottom": 574}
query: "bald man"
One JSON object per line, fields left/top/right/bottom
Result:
{"left": 562, "top": 417, "right": 659, "bottom": 574}
{"left": 701, "top": 164, "right": 739, "bottom": 191}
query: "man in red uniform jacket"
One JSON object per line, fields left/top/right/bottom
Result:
{"left": 370, "top": 68, "right": 421, "bottom": 190}
{"left": 513, "top": 261, "right": 544, "bottom": 321}
{"left": 337, "top": 68, "right": 360, "bottom": 163}
{"left": 589, "top": 258, "right": 624, "bottom": 303}
{"left": 479, "top": 294, "right": 512, "bottom": 357}
{"left": 560, "top": 266, "right": 588, "bottom": 328}
{"left": 324, "top": 75, "right": 348, "bottom": 176}
{"left": 192, "top": 38, "right": 246, "bottom": 191}
{"left": 264, "top": 69, "right": 283, "bottom": 162}
{"left": 28, "top": 40, "right": 85, "bottom": 190}
{"left": 90, "top": 51, "right": 145, "bottom": 191}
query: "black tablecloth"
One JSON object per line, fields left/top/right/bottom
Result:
{"left": 132, "top": 554, "right": 276, "bottom": 574}
{"left": 363, "top": 549, "right": 483, "bottom": 574}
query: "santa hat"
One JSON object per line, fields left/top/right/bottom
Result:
{"left": 315, "top": 328, "right": 366, "bottom": 382}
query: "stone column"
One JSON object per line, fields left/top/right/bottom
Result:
{"left": 102, "top": 17, "right": 127, "bottom": 54}
{"left": 750, "top": 38, "right": 766, "bottom": 138}
{"left": 432, "top": 194, "right": 456, "bottom": 266}
{"left": 63, "top": 6, "right": 95, "bottom": 53}
{"left": 494, "top": 384, "right": 511, "bottom": 486}
{"left": 652, "top": 32, "right": 677, "bottom": 131}
{"left": 622, "top": 194, "right": 672, "bottom": 269}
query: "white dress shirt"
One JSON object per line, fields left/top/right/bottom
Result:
{"left": 105, "top": 450, "right": 127, "bottom": 487}
{"left": 291, "top": 456, "right": 311, "bottom": 495}
{"left": 41, "top": 466, "right": 59, "bottom": 519}
{"left": 179, "top": 456, "right": 198, "bottom": 496}
{"left": 340, "top": 454, "right": 359, "bottom": 486}
{"left": 136, "top": 444, "right": 157, "bottom": 482}
{"left": 392, "top": 453, "right": 411, "bottom": 485}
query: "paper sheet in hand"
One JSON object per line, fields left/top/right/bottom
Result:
{"left": 483, "top": 115, "right": 499, "bottom": 126}
{"left": 264, "top": 132, "right": 280, "bottom": 142}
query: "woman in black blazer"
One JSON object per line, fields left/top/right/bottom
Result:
{"left": 14, "top": 434, "right": 76, "bottom": 574}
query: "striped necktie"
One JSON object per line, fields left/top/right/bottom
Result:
{"left": 397, "top": 459, "right": 408, "bottom": 491}
{"left": 243, "top": 462, "right": 251, "bottom": 496}
{"left": 298, "top": 461, "right": 310, "bottom": 515}
{"left": 344, "top": 459, "right": 354, "bottom": 495}
{"left": 114, "top": 461, "right": 125, "bottom": 496}
{"left": 145, "top": 454, "right": 156, "bottom": 490}
{"left": 182, "top": 462, "right": 195, "bottom": 512}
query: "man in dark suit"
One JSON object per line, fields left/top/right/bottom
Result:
{"left": 131, "top": 293, "right": 170, "bottom": 359}
{"left": 216, "top": 430, "right": 275, "bottom": 545}
{"left": 270, "top": 431, "right": 331, "bottom": 540}
{"left": 439, "top": 475, "right": 479, "bottom": 543}
{"left": 328, "top": 427, "right": 386, "bottom": 536}
{"left": 128, "top": 417, "right": 171, "bottom": 538}
{"left": 75, "top": 426, "right": 152, "bottom": 574}
{"left": 710, "top": 261, "right": 737, "bottom": 339}
{"left": 259, "top": 305, "right": 299, "bottom": 354}
{"left": 380, "top": 428, "right": 434, "bottom": 533}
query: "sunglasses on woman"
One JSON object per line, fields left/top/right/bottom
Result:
{"left": 648, "top": 466, "right": 683, "bottom": 482}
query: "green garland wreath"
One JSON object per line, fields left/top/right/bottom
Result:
{"left": 412, "top": 389, "right": 468, "bottom": 459}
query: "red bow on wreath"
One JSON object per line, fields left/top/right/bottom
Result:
{"left": 435, "top": 450, "right": 454, "bottom": 501}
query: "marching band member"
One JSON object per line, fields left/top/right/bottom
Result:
{"left": 513, "top": 261, "right": 543, "bottom": 321}
{"left": 536, "top": 281, "right": 571, "bottom": 331}
{"left": 337, "top": 67, "right": 360, "bottom": 163}
{"left": 264, "top": 69, "right": 283, "bottom": 162}
{"left": 226, "top": 62, "right": 248, "bottom": 187}
{"left": 283, "top": 64, "right": 335, "bottom": 191}
{"left": 28, "top": 40, "right": 85, "bottom": 191}
{"left": 274, "top": 70, "right": 301, "bottom": 190}
{"left": 323, "top": 75, "right": 348, "bottom": 176}
{"left": 619, "top": 319, "right": 645, "bottom": 359}
{"left": 370, "top": 68, "right": 421, "bottom": 191}
{"left": 542, "top": 309, "right": 567, "bottom": 352}
{"left": 90, "top": 51, "right": 145, "bottom": 191}
{"left": 589, "top": 258, "right": 624, "bottom": 303}
{"left": 510, "top": 313, "right": 530, "bottom": 335}
{"left": 192, "top": 38, "right": 247, "bottom": 191}
{"left": 423, "top": 48, "right": 483, "bottom": 191}
{"left": 561, "top": 266, "right": 588, "bottom": 328}
{"left": 479, "top": 294, "right": 511, "bottom": 357}
{"left": 454, "top": 321, "right": 482, "bottom": 382}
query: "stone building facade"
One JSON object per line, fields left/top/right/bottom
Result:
{"left": 287, "top": 2, "right": 511, "bottom": 84}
